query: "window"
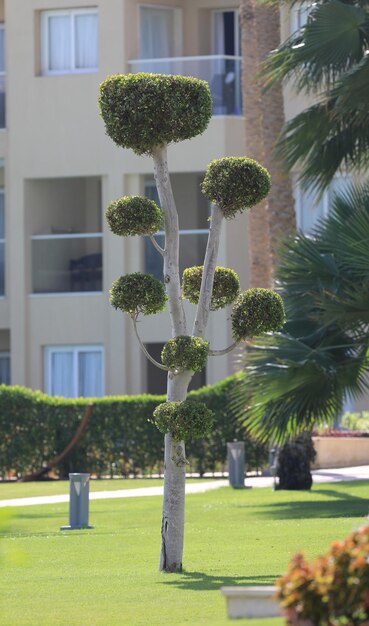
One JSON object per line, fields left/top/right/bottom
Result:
{"left": 0, "top": 187, "right": 4, "bottom": 296}
{"left": 44, "top": 345, "right": 104, "bottom": 398}
{"left": 145, "top": 343, "right": 205, "bottom": 394}
{"left": 212, "top": 10, "right": 241, "bottom": 114}
{"left": 143, "top": 175, "right": 209, "bottom": 280}
{"left": 29, "top": 177, "right": 102, "bottom": 294}
{"left": 0, "top": 25, "right": 5, "bottom": 128}
{"left": 139, "top": 6, "right": 181, "bottom": 59}
{"left": 296, "top": 175, "right": 352, "bottom": 235}
{"left": 0, "top": 352, "right": 10, "bottom": 385}
{"left": 41, "top": 9, "right": 98, "bottom": 75}
{"left": 291, "top": 2, "right": 312, "bottom": 33}
{"left": 212, "top": 10, "right": 240, "bottom": 57}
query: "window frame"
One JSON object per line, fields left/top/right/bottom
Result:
{"left": 290, "top": 2, "right": 312, "bottom": 34}
{"left": 0, "top": 187, "right": 5, "bottom": 297}
{"left": 41, "top": 7, "right": 98, "bottom": 76}
{"left": 44, "top": 344, "right": 104, "bottom": 398}
{"left": 0, "top": 350, "right": 10, "bottom": 385}
{"left": 295, "top": 174, "right": 351, "bottom": 234}
{"left": 138, "top": 4, "right": 183, "bottom": 59}
{"left": 211, "top": 9, "right": 241, "bottom": 57}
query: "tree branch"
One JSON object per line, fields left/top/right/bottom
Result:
{"left": 192, "top": 204, "right": 224, "bottom": 338}
{"left": 152, "top": 145, "right": 187, "bottom": 337}
{"left": 132, "top": 316, "right": 169, "bottom": 372}
{"left": 209, "top": 341, "right": 239, "bottom": 357}
{"left": 149, "top": 234, "right": 165, "bottom": 256}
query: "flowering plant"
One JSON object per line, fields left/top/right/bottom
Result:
{"left": 276, "top": 526, "right": 369, "bottom": 626}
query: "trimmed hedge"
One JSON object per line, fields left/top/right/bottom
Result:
{"left": 0, "top": 375, "right": 268, "bottom": 479}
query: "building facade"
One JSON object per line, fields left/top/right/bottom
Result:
{"left": 0, "top": 0, "right": 360, "bottom": 406}
{"left": 0, "top": 0, "right": 250, "bottom": 397}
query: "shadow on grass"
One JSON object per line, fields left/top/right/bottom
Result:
{"left": 241, "top": 488, "right": 369, "bottom": 520}
{"left": 160, "top": 571, "right": 277, "bottom": 591}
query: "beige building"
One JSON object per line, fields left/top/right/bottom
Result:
{"left": 0, "top": 0, "right": 249, "bottom": 397}
{"left": 0, "top": 0, "right": 356, "bottom": 403}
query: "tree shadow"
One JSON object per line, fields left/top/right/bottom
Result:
{"left": 159, "top": 570, "right": 278, "bottom": 591}
{"left": 241, "top": 488, "right": 369, "bottom": 520}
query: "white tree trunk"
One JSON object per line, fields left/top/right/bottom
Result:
{"left": 159, "top": 369, "right": 193, "bottom": 572}
{"left": 153, "top": 145, "right": 187, "bottom": 337}
{"left": 193, "top": 204, "right": 224, "bottom": 337}
{"left": 152, "top": 145, "right": 191, "bottom": 572}
{"left": 152, "top": 145, "right": 224, "bottom": 572}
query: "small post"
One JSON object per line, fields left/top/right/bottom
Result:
{"left": 269, "top": 446, "right": 279, "bottom": 491}
{"left": 60, "top": 473, "right": 93, "bottom": 530}
{"left": 227, "top": 440, "right": 245, "bottom": 488}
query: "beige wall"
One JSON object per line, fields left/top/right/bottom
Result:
{"left": 1, "top": 0, "right": 247, "bottom": 395}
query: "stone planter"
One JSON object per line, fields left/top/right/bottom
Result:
{"left": 221, "top": 585, "right": 281, "bottom": 618}
{"left": 312, "top": 435, "right": 369, "bottom": 469}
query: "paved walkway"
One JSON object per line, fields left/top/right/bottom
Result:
{"left": 1, "top": 465, "right": 368, "bottom": 509}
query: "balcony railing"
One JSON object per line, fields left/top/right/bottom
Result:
{"left": 31, "top": 233, "right": 103, "bottom": 294}
{"left": 145, "top": 230, "right": 208, "bottom": 281}
{"left": 129, "top": 55, "right": 242, "bottom": 116}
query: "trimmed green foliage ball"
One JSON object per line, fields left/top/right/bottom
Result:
{"left": 182, "top": 265, "right": 240, "bottom": 310}
{"left": 231, "top": 288, "right": 285, "bottom": 340}
{"left": 201, "top": 157, "right": 271, "bottom": 219}
{"left": 99, "top": 73, "right": 212, "bottom": 155}
{"left": 152, "top": 400, "right": 214, "bottom": 441}
{"left": 110, "top": 273, "right": 167, "bottom": 316}
{"left": 161, "top": 336, "right": 209, "bottom": 372}
{"left": 106, "top": 196, "right": 162, "bottom": 237}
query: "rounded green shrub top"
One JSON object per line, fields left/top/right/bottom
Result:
{"left": 99, "top": 73, "right": 212, "bottom": 155}
{"left": 201, "top": 157, "right": 271, "bottom": 219}
{"left": 182, "top": 266, "right": 240, "bottom": 310}
{"left": 106, "top": 196, "right": 162, "bottom": 237}
{"left": 151, "top": 400, "right": 214, "bottom": 441}
{"left": 110, "top": 273, "right": 167, "bottom": 316}
{"left": 231, "top": 288, "right": 285, "bottom": 340}
{"left": 161, "top": 336, "right": 209, "bottom": 372}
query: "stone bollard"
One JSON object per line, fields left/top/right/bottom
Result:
{"left": 60, "top": 473, "right": 93, "bottom": 530}
{"left": 227, "top": 441, "right": 246, "bottom": 488}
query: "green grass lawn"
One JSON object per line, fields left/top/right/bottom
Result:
{"left": 1, "top": 480, "right": 369, "bottom": 626}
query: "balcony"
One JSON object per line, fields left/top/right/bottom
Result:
{"left": 27, "top": 176, "right": 103, "bottom": 295}
{"left": 128, "top": 55, "right": 242, "bottom": 116}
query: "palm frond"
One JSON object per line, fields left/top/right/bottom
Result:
{"left": 262, "top": 1, "right": 369, "bottom": 93}
{"left": 275, "top": 100, "right": 369, "bottom": 191}
{"left": 234, "top": 184, "right": 369, "bottom": 443}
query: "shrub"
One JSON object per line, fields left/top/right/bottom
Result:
{"left": 231, "top": 288, "right": 286, "bottom": 341}
{"left": 0, "top": 376, "right": 268, "bottom": 478}
{"left": 201, "top": 157, "right": 271, "bottom": 219}
{"left": 99, "top": 73, "right": 212, "bottom": 155}
{"left": 109, "top": 273, "right": 167, "bottom": 316}
{"left": 161, "top": 336, "right": 209, "bottom": 372}
{"left": 182, "top": 266, "right": 240, "bottom": 310}
{"left": 276, "top": 433, "right": 316, "bottom": 491}
{"left": 106, "top": 196, "right": 162, "bottom": 237}
{"left": 276, "top": 526, "right": 369, "bottom": 625}
{"left": 341, "top": 411, "right": 369, "bottom": 432}
{"left": 151, "top": 400, "right": 214, "bottom": 441}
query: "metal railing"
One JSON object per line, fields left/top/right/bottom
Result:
{"left": 31, "top": 233, "right": 103, "bottom": 294}
{"left": 145, "top": 230, "right": 208, "bottom": 280}
{"left": 128, "top": 55, "right": 242, "bottom": 116}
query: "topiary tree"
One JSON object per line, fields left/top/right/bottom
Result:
{"left": 99, "top": 72, "right": 285, "bottom": 572}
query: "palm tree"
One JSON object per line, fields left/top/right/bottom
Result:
{"left": 234, "top": 183, "right": 369, "bottom": 443}
{"left": 240, "top": 0, "right": 296, "bottom": 287}
{"left": 263, "top": 0, "right": 369, "bottom": 192}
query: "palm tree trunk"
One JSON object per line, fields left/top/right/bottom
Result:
{"left": 240, "top": 0, "right": 296, "bottom": 288}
